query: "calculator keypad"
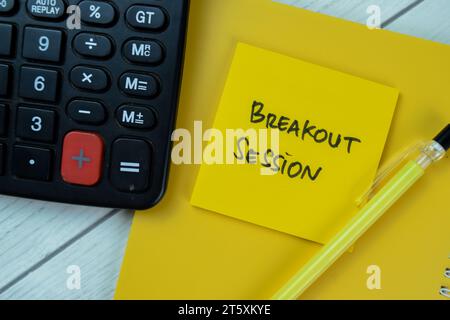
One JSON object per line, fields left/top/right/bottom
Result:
{"left": 0, "top": 0, "right": 15, "bottom": 13}
{"left": 27, "top": 0, "right": 66, "bottom": 19}
{"left": 0, "top": 143, "right": 4, "bottom": 174}
{"left": 19, "top": 66, "right": 59, "bottom": 101}
{"left": 0, "top": 64, "right": 10, "bottom": 95}
{"left": 0, "top": 104, "right": 7, "bottom": 136}
{"left": 67, "top": 100, "right": 106, "bottom": 125}
{"left": 0, "top": 0, "right": 189, "bottom": 209}
{"left": 126, "top": 6, "right": 166, "bottom": 30}
{"left": 73, "top": 33, "right": 112, "bottom": 58}
{"left": 0, "top": 23, "right": 13, "bottom": 56}
{"left": 23, "top": 27, "right": 63, "bottom": 62}
{"left": 110, "top": 138, "right": 151, "bottom": 193}
{"left": 61, "top": 131, "right": 104, "bottom": 186}
{"left": 79, "top": 1, "right": 116, "bottom": 26}
{"left": 70, "top": 66, "right": 109, "bottom": 91}
{"left": 12, "top": 145, "right": 52, "bottom": 181}
{"left": 123, "top": 39, "right": 164, "bottom": 64}
{"left": 117, "top": 105, "right": 156, "bottom": 130}
{"left": 119, "top": 72, "right": 159, "bottom": 97}
{"left": 16, "top": 106, "right": 56, "bottom": 142}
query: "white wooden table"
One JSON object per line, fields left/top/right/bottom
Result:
{"left": 0, "top": 0, "right": 449, "bottom": 300}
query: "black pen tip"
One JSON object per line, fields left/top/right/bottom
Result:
{"left": 434, "top": 124, "right": 450, "bottom": 151}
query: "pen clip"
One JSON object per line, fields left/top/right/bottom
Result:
{"left": 356, "top": 142, "right": 424, "bottom": 206}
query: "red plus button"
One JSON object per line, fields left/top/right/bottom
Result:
{"left": 61, "top": 131, "right": 104, "bottom": 186}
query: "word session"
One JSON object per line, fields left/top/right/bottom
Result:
{"left": 234, "top": 137, "right": 323, "bottom": 181}
{"left": 250, "top": 101, "right": 362, "bottom": 154}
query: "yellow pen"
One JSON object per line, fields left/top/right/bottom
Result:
{"left": 273, "top": 124, "right": 450, "bottom": 300}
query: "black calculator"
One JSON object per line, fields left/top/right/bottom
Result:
{"left": 0, "top": 0, "right": 189, "bottom": 209}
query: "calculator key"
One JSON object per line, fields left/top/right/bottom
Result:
{"left": 0, "top": 23, "right": 13, "bottom": 56}
{"left": 73, "top": 33, "right": 112, "bottom": 58}
{"left": 27, "top": 0, "right": 65, "bottom": 19}
{"left": 79, "top": 1, "right": 116, "bottom": 25}
{"left": 0, "top": 143, "right": 4, "bottom": 175}
{"left": 12, "top": 145, "right": 52, "bottom": 181}
{"left": 126, "top": 5, "right": 166, "bottom": 30}
{"left": 117, "top": 105, "right": 156, "bottom": 130}
{"left": 67, "top": 100, "right": 106, "bottom": 125}
{"left": 119, "top": 72, "right": 158, "bottom": 97}
{"left": 0, "top": 0, "right": 15, "bottom": 13}
{"left": 0, "top": 64, "right": 10, "bottom": 96}
{"left": 110, "top": 138, "right": 151, "bottom": 192}
{"left": 61, "top": 131, "right": 104, "bottom": 186}
{"left": 19, "top": 67, "right": 59, "bottom": 102}
{"left": 70, "top": 66, "right": 109, "bottom": 91}
{"left": 16, "top": 107, "right": 55, "bottom": 142}
{"left": 0, "top": 104, "right": 7, "bottom": 136}
{"left": 23, "top": 27, "right": 63, "bottom": 62}
{"left": 123, "top": 39, "right": 163, "bottom": 64}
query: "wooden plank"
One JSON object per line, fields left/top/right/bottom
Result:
{"left": 383, "top": 0, "right": 450, "bottom": 44}
{"left": 0, "top": 211, "right": 132, "bottom": 300}
{"left": 0, "top": 195, "right": 118, "bottom": 290}
{"left": 0, "top": 0, "right": 433, "bottom": 299}
{"left": 276, "top": 0, "right": 415, "bottom": 24}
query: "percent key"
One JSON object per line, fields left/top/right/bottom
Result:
{"left": 79, "top": 0, "right": 116, "bottom": 25}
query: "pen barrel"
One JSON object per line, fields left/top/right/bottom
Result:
{"left": 272, "top": 160, "right": 425, "bottom": 300}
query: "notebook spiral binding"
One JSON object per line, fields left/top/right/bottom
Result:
{"left": 439, "top": 266, "right": 450, "bottom": 298}
{"left": 439, "top": 287, "right": 449, "bottom": 298}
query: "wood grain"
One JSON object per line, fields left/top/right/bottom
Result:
{"left": 384, "top": 0, "right": 450, "bottom": 44}
{"left": 277, "top": 0, "right": 415, "bottom": 23}
{"left": 0, "top": 195, "right": 120, "bottom": 291}
{"left": 0, "top": 211, "right": 131, "bottom": 300}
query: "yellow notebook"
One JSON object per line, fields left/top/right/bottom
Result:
{"left": 116, "top": 0, "right": 450, "bottom": 299}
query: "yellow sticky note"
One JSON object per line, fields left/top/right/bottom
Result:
{"left": 191, "top": 43, "right": 398, "bottom": 244}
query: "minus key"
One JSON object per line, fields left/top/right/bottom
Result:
{"left": 67, "top": 100, "right": 106, "bottom": 125}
